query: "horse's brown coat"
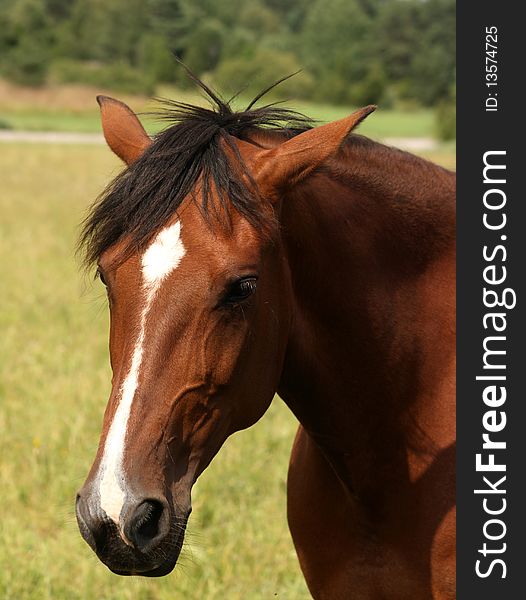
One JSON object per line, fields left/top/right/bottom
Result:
{"left": 76, "top": 96, "right": 456, "bottom": 598}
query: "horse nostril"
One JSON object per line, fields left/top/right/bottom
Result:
{"left": 136, "top": 500, "right": 163, "bottom": 540}
{"left": 125, "top": 499, "right": 167, "bottom": 552}
{"left": 75, "top": 492, "right": 110, "bottom": 553}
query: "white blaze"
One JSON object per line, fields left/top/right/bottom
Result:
{"left": 98, "top": 221, "right": 185, "bottom": 524}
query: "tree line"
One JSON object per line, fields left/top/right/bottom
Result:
{"left": 0, "top": 0, "right": 455, "bottom": 109}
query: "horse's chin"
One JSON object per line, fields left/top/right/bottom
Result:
{"left": 97, "top": 513, "right": 188, "bottom": 578}
{"left": 109, "top": 559, "right": 178, "bottom": 578}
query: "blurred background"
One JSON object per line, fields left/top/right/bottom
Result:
{"left": 0, "top": 0, "right": 456, "bottom": 145}
{"left": 0, "top": 1, "right": 455, "bottom": 599}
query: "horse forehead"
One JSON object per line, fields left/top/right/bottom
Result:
{"left": 141, "top": 221, "right": 185, "bottom": 284}
{"left": 174, "top": 209, "right": 264, "bottom": 266}
{"left": 100, "top": 208, "right": 262, "bottom": 287}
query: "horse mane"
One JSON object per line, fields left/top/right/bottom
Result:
{"left": 79, "top": 73, "right": 313, "bottom": 268}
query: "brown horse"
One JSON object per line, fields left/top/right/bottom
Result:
{"left": 75, "top": 81, "right": 455, "bottom": 599}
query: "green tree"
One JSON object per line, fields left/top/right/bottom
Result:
{"left": 0, "top": 0, "right": 54, "bottom": 85}
{"left": 409, "top": 0, "right": 455, "bottom": 105}
{"left": 299, "top": 0, "right": 372, "bottom": 104}
{"left": 371, "top": 0, "right": 454, "bottom": 105}
{"left": 213, "top": 47, "right": 313, "bottom": 100}
{"left": 182, "top": 18, "right": 224, "bottom": 74}
{"left": 60, "top": 0, "right": 147, "bottom": 65}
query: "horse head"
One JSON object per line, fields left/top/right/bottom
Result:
{"left": 75, "top": 90, "right": 373, "bottom": 576}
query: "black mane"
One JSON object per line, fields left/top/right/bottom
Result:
{"left": 79, "top": 75, "right": 313, "bottom": 268}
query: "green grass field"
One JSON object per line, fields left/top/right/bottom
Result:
{"left": 0, "top": 81, "right": 442, "bottom": 140}
{"left": 0, "top": 132, "right": 454, "bottom": 599}
{"left": 0, "top": 103, "right": 437, "bottom": 140}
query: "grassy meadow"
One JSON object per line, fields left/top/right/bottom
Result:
{"left": 0, "top": 80, "right": 445, "bottom": 142}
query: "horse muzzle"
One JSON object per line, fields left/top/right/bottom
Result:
{"left": 75, "top": 490, "right": 189, "bottom": 576}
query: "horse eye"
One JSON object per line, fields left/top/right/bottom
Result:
{"left": 225, "top": 277, "right": 258, "bottom": 304}
{"left": 97, "top": 269, "right": 107, "bottom": 287}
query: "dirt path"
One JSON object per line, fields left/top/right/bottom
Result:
{"left": 0, "top": 130, "right": 439, "bottom": 151}
{"left": 0, "top": 130, "right": 104, "bottom": 144}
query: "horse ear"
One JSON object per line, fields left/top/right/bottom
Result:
{"left": 97, "top": 95, "right": 152, "bottom": 165}
{"left": 253, "top": 105, "right": 376, "bottom": 196}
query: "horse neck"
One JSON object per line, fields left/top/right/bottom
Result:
{"left": 277, "top": 136, "right": 456, "bottom": 496}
